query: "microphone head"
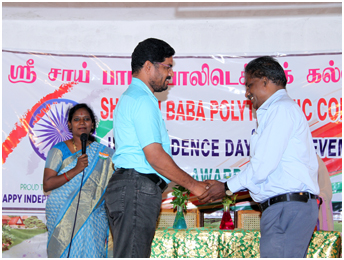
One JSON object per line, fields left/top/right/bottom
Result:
{"left": 80, "top": 133, "right": 88, "bottom": 154}
{"left": 80, "top": 133, "right": 88, "bottom": 142}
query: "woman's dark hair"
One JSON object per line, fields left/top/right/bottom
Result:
{"left": 131, "top": 38, "right": 175, "bottom": 74}
{"left": 68, "top": 103, "right": 97, "bottom": 142}
{"left": 245, "top": 56, "right": 287, "bottom": 88}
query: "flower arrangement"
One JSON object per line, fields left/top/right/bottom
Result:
{"left": 171, "top": 185, "right": 191, "bottom": 211}
{"left": 220, "top": 194, "right": 237, "bottom": 230}
{"left": 222, "top": 194, "right": 238, "bottom": 207}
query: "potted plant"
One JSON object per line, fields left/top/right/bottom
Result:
{"left": 219, "top": 194, "right": 237, "bottom": 230}
{"left": 171, "top": 185, "right": 190, "bottom": 229}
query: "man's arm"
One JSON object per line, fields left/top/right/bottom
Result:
{"left": 143, "top": 143, "right": 208, "bottom": 197}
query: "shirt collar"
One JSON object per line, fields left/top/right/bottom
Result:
{"left": 131, "top": 77, "right": 158, "bottom": 101}
{"left": 258, "top": 88, "right": 287, "bottom": 111}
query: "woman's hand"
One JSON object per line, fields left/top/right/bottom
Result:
{"left": 74, "top": 154, "right": 88, "bottom": 173}
{"left": 43, "top": 154, "right": 89, "bottom": 192}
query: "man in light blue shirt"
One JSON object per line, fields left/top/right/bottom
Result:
{"left": 111, "top": 77, "right": 172, "bottom": 184}
{"left": 105, "top": 38, "right": 208, "bottom": 258}
{"left": 199, "top": 56, "right": 319, "bottom": 258}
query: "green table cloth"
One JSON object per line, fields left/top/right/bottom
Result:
{"left": 150, "top": 228, "right": 341, "bottom": 258}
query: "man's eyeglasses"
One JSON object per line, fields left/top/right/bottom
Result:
{"left": 155, "top": 62, "right": 173, "bottom": 71}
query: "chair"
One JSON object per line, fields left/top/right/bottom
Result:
{"left": 235, "top": 209, "right": 262, "bottom": 230}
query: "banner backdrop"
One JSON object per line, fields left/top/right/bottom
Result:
{"left": 2, "top": 50, "right": 342, "bottom": 255}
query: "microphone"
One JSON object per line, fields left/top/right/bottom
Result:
{"left": 80, "top": 133, "right": 88, "bottom": 154}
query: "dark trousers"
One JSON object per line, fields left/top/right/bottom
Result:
{"left": 104, "top": 169, "right": 162, "bottom": 258}
{"left": 260, "top": 199, "right": 318, "bottom": 258}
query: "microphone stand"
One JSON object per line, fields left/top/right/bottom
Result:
{"left": 67, "top": 168, "right": 85, "bottom": 257}
{"left": 67, "top": 134, "right": 88, "bottom": 257}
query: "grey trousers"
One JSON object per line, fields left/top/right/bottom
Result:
{"left": 104, "top": 169, "right": 163, "bottom": 258}
{"left": 260, "top": 198, "right": 318, "bottom": 258}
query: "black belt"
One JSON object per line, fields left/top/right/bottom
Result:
{"left": 115, "top": 168, "right": 168, "bottom": 193}
{"left": 258, "top": 192, "right": 319, "bottom": 212}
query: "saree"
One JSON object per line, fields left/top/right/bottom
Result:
{"left": 45, "top": 141, "right": 114, "bottom": 258}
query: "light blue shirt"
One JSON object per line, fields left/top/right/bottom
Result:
{"left": 226, "top": 89, "right": 319, "bottom": 202}
{"left": 112, "top": 78, "right": 171, "bottom": 184}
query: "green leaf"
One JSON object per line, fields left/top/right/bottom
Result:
{"left": 222, "top": 194, "right": 238, "bottom": 206}
{"left": 171, "top": 185, "right": 190, "bottom": 210}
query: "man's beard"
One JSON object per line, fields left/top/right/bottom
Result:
{"left": 150, "top": 76, "right": 171, "bottom": 93}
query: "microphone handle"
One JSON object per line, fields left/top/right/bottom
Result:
{"left": 80, "top": 133, "right": 88, "bottom": 154}
{"left": 81, "top": 141, "right": 86, "bottom": 154}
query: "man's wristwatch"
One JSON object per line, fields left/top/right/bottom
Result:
{"left": 224, "top": 182, "right": 233, "bottom": 196}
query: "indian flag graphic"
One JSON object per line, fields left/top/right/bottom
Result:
{"left": 99, "top": 152, "right": 109, "bottom": 160}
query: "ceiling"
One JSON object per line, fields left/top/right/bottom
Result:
{"left": 2, "top": 2, "right": 342, "bottom": 21}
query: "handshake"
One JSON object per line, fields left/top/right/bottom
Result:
{"left": 194, "top": 180, "right": 227, "bottom": 203}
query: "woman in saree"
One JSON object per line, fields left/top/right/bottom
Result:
{"left": 43, "top": 103, "right": 114, "bottom": 258}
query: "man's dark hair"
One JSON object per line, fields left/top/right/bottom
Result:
{"left": 68, "top": 103, "right": 97, "bottom": 141}
{"left": 131, "top": 38, "right": 175, "bottom": 74}
{"left": 245, "top": 56, "right": 287, "bottom": 88}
